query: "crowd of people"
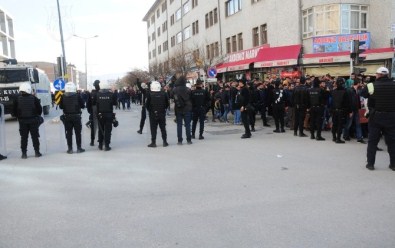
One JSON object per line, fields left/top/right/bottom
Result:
{"left": 1, "top": 66, "right": 394, "bottom": 171}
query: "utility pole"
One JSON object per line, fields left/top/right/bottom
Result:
{"left": 56, "top": 0, "right": 67, "bottom": 80}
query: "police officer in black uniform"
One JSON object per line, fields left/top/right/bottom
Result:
{"left": 239, "top": 79, "right": 252, "bottom": 138}
{"left": 136, "top": 78, "right": 149, "bottom": 134}
{"left": 364, "top": 67, "right": 395, "bottom": 171}
{"left": 86, "top": 80, "right": 100, "bottom": 146}
{"left": 146, "top": 81, "right": 169, "bottom": 147}
{"left": 331, "top": 77, "right": 351, "bottom": 144}
{"left": 13, "top": 83, "right": 42, "bottom": 159}
{"left": 59, "top": 82, "right": 86, "bottom": 154}
{"left": 94, "top": 81, "right": 117, "bottom": 151}
{"left": 191, "top": 79, "right": 210, "bottom": 140}
{"left": 308, "top": 79, "right": 326, "bottom": 140}
{"left": 0, "top": 106, "right": 7, "bottom": 160}
{"left": 293, "top": 77, "right": 309, "bottom": 137}
{"left": 271, "top": 79, "right": 287, "bottom": 133}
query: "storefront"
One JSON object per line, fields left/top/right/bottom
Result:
{"left": 215, "top": 44, "right": 302, "bottom": 82}
{"left": 303, "top": 47, "right": 394, "bottom": 76}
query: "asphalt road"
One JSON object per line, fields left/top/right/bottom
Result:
{"left": 0, "top": 105, "right": 394, "bottom": 248}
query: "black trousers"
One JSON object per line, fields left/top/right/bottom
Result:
{"left": 149, "top": 113, "right": 167, "bottom": 142}
{"left": 139, "top": 106, "right": 147, "bottom": 131}
{"left": 192, "top": 107, "right": 206, "bottom": 136}
{"left": 260, "top": 104, "right": 268, "bottom": 125}
{"left": 90, "top": 106, "right": 98, "bottom": 143}
{"left": 249, "top": 108, "right": 256, "bottom": 129}
{"left": 64, "top": 114, "right": 82, "bottom": 148}
{"left": 98, "top": 113, "right": 113, "bottom": 147}
{"left": 241, "top": 110, "right": 251, "bottom": 135}
{"left": 19, "top": 118, "right": 40, "bottom": 153}
{"left": 294, "top": 106, "right": 306, "bottom": 134}
{"left": 310, "top": 106, "right": 324, "bottom": 137}
{"left": 273, "top": 103, "right": 285, "bottom": 130}
{"left": 331, "top": 110, "right": 346, "bottom": 140}
{"left": 367, "top": 111, "right": 395, "bottom": 166}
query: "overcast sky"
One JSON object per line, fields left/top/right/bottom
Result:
{"left": 1, "top": 0, "right": 155, "bottom": 81}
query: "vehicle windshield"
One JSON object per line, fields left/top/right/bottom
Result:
{"left": 0, "top": 69, "right": 29, "bottom": 83}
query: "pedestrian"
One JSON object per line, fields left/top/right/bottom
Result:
{"left": 364, "top": 67, "right": 395, "bottom": 171}
{"left": 94, "top": 81, "right": 117, "bottom": 151}
{"left": 191, "top": 79, "right": 210, "bottom": 139}
{"left": 271, "top": 79, "right": 287, "bottom": 133}
{"left": 59, "top": 82, "right": 86, "bottom": 154}
{"left": 146, "top": 81, "right": 169, "bottom": 147}
{"left": 86, "top": 80, "right": 100, "bottom": 146}
{"left": 172, "top": 76, "right": 193, "bottom": 145}
{"left": 12, "top": 83, "right": 42, "bottom": 159}
{"left": 136, "top": 79, "right": 149, "bottom": 134}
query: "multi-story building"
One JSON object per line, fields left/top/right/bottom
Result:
{"left": 0, "top": 6, "right": 15, "bottom": 63}
{"left": 143, "top": 0, "right": 395, "bottom": 81}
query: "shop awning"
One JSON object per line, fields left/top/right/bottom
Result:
{"left": 254, "top": 44, "right": 302, "bottom": 68}
{"left": 303, "top": 47, "right": 394, "bottom": 64}
{"left": 215, "top": 45, "right": 269, "bottom": 73}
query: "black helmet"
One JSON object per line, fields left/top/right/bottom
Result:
{"left": 93, "top": 80, "right": 100, "bottom": 90}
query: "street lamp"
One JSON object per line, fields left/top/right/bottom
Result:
{"left": 73, "top": 34, "right": 99, "bottom": 90}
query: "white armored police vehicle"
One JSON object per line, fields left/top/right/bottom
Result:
{"left": 0, "top": 60, "right": 52, "bottom": 116}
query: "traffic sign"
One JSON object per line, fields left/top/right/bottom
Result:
{"left": 207, "top": 67, "right": 217, "bottom": 78}
{"left": 53, "top": 78, "right": 65, "bottom": 90}
{"left": 55, "top": 90, "right": 64, "bottom": 105}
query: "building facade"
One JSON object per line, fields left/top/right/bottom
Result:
{"left": 144, "top": 0, "right": 395, "bottom": 81}
{"left": 0, "top": 6, "right": 15, "bottom": 63}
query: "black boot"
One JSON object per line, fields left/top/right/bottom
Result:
{"left": 67, "top": 147, "right": 73, "bottom": 154}
{"left": 35, "top": 151, "right": 42, "bottom": 157}
{"left": 163, "top": 140, "right": 169, "bottom": 147}
{"left": 148, "top": 141, "right": 157, "bottom": 148}
{"left": 21, "top": 152, "right": 27, "bottom": 159}
{"left": 77, "top": 147, "right": 85, "bottom": 153}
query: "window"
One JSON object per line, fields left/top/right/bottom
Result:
{"left": 226, "top": 37, "right": 231, "bottom": 53}
{"left": 158, "top": 45, "right": 161, "bottom": 55}
{"left": 162, "top": 2, "right": 167, "bottom": 12}
{"left": 176, "top": 8, "right": 182, "bottom": 21}
{"left": 205, "top": 8, "right": 217, "bottom": 29}
{"left": 171, "top": 36, "right": 175, "bottom": 47}
{"left": 162, "top": 21, "right": 168, "bottom": 32}
{"left": 226, "top": 0, "right": 242, "bottom": 17}
{"left": 341, "top": 4, "right": 368, "bottom": 34}
{"left": 152, "top": 32, "right": 156, "bottom": 41}
{"left": 176, "top": 32, "right": 182, "bottom": 44}
{"left": 192, "top": 0, "right": 198, "bottom": 8}
{"left": 153, "top": 49, "right": 156, "bottom": 58}
{"left": 209, "top": 11, "right": 214, "bottom": 26}
{"left": 232, "top": 35, "right": 237, "bottom": 52}
{"left": 260, "top": 24, "right": 267, "bottom": 44}
{"left": 205, "top": 14, "right": 209, "bottom": 28}
{"left": 206, "top": 45, "right": 210, "bottom": 59}
{"left": 149, "top": 51, "right": 151, "bottom": 60}
{"left": 163, "top": 41, "right": 168, "bottom": 51}
{"left": 302, "top": 4, "right": 368, "bottom": 39}
{"left": 151, "top": 15, "right": 155, "bottom": 24}
{"left": 170, "top": 14, "right": 175, "bottom": 25}
{"left": 183, "top": 1, "right": 190, "bottom": 14}
{"left": 238, "top": 33, "right": 243, "bottom": 51}
{"left": 157, "top": 27, "right": 161, "bottom": 37}
{"left": 184, "top": 26, "right": 191, "bottom": 40}
{"left": 214, "top": 8, "right": 218, "bottom": 24}
{"left": 215, "top": 42, "right": 219, "bottom": 57}
{"left": 157, "top": 9, "right": 160, "bottom": 18}
{"left": 170, "top": 0, "right": 174, "bottom": 4}
{"left": 148, "top": 36, "right": 151, "bottom": 44}
{"left": 210, "top": 44, "right": 215, "bottom": 60}
{"left": 192, "top": 20, "right": 199, "bottom": 35}
{"left": 252, "top": 27, "right": 259, "bottom": 47}
{"left": 302, "top": 8, "right": 313, "bottom": 38}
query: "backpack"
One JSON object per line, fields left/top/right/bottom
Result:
{"left": 174, "top": 94, "right": 185, "bottom": 109}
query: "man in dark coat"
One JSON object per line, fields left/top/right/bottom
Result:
{"left": 172, "top": 76, "right": 193, "bottom": 144}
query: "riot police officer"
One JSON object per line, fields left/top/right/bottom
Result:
{"left": 365, "top": 67, "right": 395, "bottom": 171}
{"left": 94, "top": 81, "right": 117, "bottom": 151}
{"left": 331, "top": 78, "right": 351, "bottom": 144}
{"left": 13, "top": 83, "right": 42, "bottom": 159}
{"left": 59, "top": 82, "right": 86, "bottom": 154}
{"left": 308, "top": 80, "right": 326, "bottom": 140}
{"left": 191, "top": 80, "right": 210, "bottom": 140}
{"left": 0, "top": 106, "right": 6, "bottom": 160}
{"left": 293, "top": 77, "right": 309, "bottom": 137}
{"left": 146, "top": 81, "right": 169, "bottom": 147}
{"left": 86, "top": 80, "right": 100, "bottom": 146}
